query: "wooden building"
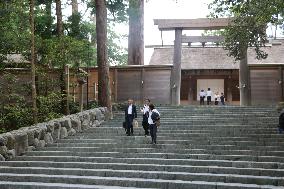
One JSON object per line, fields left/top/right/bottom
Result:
{"left": 85, "top": 38, "right": 284, "bottom": 106}
{"left": 148, "top": 38, "right": 284, "bottom": 105}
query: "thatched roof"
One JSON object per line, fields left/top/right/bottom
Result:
{"left": 149, "top": 41, "right": 284, "bottom": 69}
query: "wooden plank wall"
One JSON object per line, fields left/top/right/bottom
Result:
{"left": 250, "top": 69, "right": 280, "bottom": 105}
{"left": 143, "top": 69, "right": 171, "bottom": 104}
{"left": 117, "top": 70, "right": 142, "bottom": 103}
{"left": 116, "top": 68, "right": 172, "bottom": 104}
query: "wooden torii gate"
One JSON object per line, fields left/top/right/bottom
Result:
{"left": 154, "top": 18, "right": 251, "bottom": 106}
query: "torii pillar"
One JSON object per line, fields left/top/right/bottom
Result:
{"left": 154, "top": 18, "right": 233, "bottom": 105}
{"left": 171, "top": 29, "right": 182, "bottom": 105}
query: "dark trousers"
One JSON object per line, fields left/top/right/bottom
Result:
{"left": 126, "top": 115, "right": 134, "bottom": 135}
{"left": 142, "top": 122, "right": 149, "bottom": 135}
{"left": 142, "top": 115, "right": 149, "bottom": 135}
{"left": 200, "top": 97, "right": 205, "bottom": 105}
{"left": 279, "top": 125, "right": 284, "bottom": 134}
{"left": 207, "top": 96, "right": 211, "bottom": 105}
{"left": 149, "top": 124, "right": 157, "bottom": 143}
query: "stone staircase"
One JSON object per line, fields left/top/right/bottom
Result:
{"left": 0, "top": 106, "right": 283, "bottom": 189}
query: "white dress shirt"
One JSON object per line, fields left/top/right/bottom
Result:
{"left": 142, "top": 105, "right": 149, "bottom": 115}
{"left": 128, "top": 105, "right": 133, "bottom": 114}
{"left": 199, "top": 91, "right": 206, "bottom": 97}
{"left": 148, "top": 109, "right": 160, "bottom": 124}
{"left": 206, "top": 91, "right": 212, "bottom": 97}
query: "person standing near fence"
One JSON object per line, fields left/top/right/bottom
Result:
{"left": 124, "top": 98, "right": 137, "bottom": 136}
{"left": 220, "top": 93, "right": 225, "bottom": 105}
{"left": 148, "top": 104, "right": 160, "bottom": 144}
{"left": 199, "top": 89, "right": 206, "bottom": 105}
{"left": 206, "top": 88, "right": 212, "bottom": 105}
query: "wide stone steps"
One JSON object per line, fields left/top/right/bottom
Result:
{"left": 0, "top": 181, "right": 155, "bottom": 189}
{"left": 0, "top": 167, "right": 283, "bottom": 187}
{"left": 24, "top": 149, "right": 284, "bottom": 157}
{"left": 13, "top": 153, "right": 284, "bottom": 163}
{"left": 1, "top": 160, "right": 284, "bottom": 177}
{"left": 0, "top": 106, "right": 283, "bottom": 188}
{"left": 2, "top": 172, "right": 284, "bottom": 189}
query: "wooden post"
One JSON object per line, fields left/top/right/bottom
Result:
{"left": 227, "top": 76, "right": 233, "bottom": 104}
{"left": 141, "top": 67, "right": 145, "bottom": 104}
{"left": 30, "top": 0, "right": 38, "bottom": 123}
{"left": 65, "top": 65, "right": 70, "bottom": 115}
{"left": 170, "top": 29, "right": 182, "bottom": 105}
{"left": 239, "top": 47, "right": 251, "bottom": 106}
{"left": 114, "top": 68, "right": 118, "bottom": 102}
{"left": 79, "top": 83, "right": 84, "bottom": 112}
{"left": 279, "top": 66, "right": 283, "bottom": 101}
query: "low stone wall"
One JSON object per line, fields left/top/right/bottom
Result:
{"left": 0, "top": 107, "right": 109, "bottom": 161}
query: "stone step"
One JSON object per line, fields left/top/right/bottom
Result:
{"left": 0, "top": 181, "right": 155, "bottom": 189}
{"left": 84, "top": 127, "right": 277, "bottom": 132}
{"left": 70, "top": 134, "right": 283, "bottom": 140}
{"left": 104, "top": 124, "right": 277, "bottom": 129}
{"left": 58, "top": 138, "right": 284, "bottom": 143}
{"left": 26, "top": 149, "right": 284, "bottom": 157}
{"left": 9, "top": 155, "right": 284, "bottom": 169}
{"left": 0, "top": 167, "right": 283, "bottom": 187}
{"left": 16, "top": 153, "right": 284, "bottom": 163}
{"left": 48, "top": 141, "right": 284, "bottom": 149}
{"left": 38, "top": 146, "right": 284, "bottom": 154}
{"left": 0, "top": 172, "right": 283, "bottom": 189}
{"left": 75, "top": 130, "right": 278, "bottom": 135}
{"left": 1, "top": 161, "right": 283, "bottom": 177}
{"left": 107, "top": 121, "right": 277, "bottom": 125}
{"left": 52, "top": 139, "right": 284, "bottom": 146}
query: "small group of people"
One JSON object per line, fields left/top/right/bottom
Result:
{"left": 199, "top": 88, "right": 225, "bottom": 105}
{"left": 124, "top": 98, "right": 160, "bottom": 144}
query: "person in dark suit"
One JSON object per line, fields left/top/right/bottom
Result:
{"left": 125, "top": 98, "right": 137, "bottom": 136}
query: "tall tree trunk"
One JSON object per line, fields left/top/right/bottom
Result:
{"left": 70, "top": 0, "right": 80, "bottom": 38}
{"left": 239, "top": 46, "right": 251, "bottom": 106}
{"left": 45, "top": 0, "right": 52, "bottom": 38}
{"left": 55, "top": 0, "right": 63, "bottom": 36}
{"left": 56, "top": 0, "right": 69, "bottom": 114}
{"left": 29, "top": 0, "right": 38, "bottom": 123}
{"left": 95, "top": 0, "right": 112, "bottom": 114}
{"left": 71, "top": 0, "right": 78, "bottom": 14}
{"left": 128, "top": 0, "right": 144, "bottom": 65}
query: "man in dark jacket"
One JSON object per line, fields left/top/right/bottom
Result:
{"left": 125, "top": 98, "right": 137, "bottom": 136}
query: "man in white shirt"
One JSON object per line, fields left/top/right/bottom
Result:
{"left": 206, "top": 88, "right": 212, "bottom": 105}
{"left": 124, "top": 98, "right": 137, "bottom": 136}
{"left": 199, "top": 89, "right": 206, "bottom": 105}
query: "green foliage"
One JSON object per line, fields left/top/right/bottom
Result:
{"left": 88, "top": 101, "right": 99, "bottom": 109}
{"left": 39, "top": 36, "right": 94, "bottom": 68}
{"left": 209, "top": 0, "right": 284, "bottom": 61}
{"left": 69, "top": 101, "right": 80, "bottom": 114}
{"left": 0, "top": 0, "right": 30, "bottom": 59}
{"left": 88, "top": 0, "right": 128, "bottom": 23}
{"left": 0, "top": 0, "right": 129, "bottom": 133}
{"left": 107, "top": 25, "right": 127, "bottom": 65}
{"left": 0, "top": 72, "right": 33, "bottom": 131}
{"left": 37, "top": 92, "right": 63, "bottom": 122}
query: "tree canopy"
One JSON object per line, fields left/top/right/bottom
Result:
{"left": 209, "top": 0, "right": 284, "bottom": 60}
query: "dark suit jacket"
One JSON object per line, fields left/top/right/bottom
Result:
{"left": 125, "top": 105, "right": 137, "bottom": 120}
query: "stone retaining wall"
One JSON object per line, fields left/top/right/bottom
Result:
{"left": 0, "top": 107, "right": 109, "bottom": 161}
